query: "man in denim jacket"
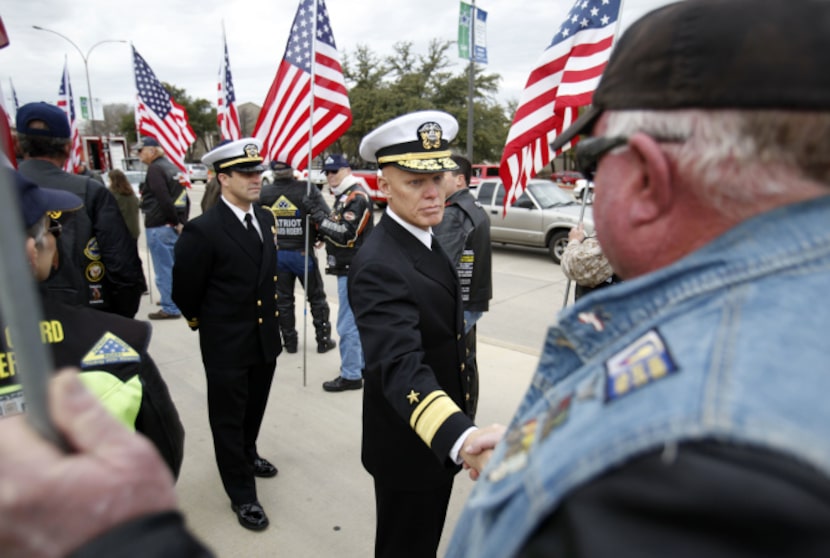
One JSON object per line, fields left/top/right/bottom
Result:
{"left": 448, "top": 1, "right": 830, "bottom": 556}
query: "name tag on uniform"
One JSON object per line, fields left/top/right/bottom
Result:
{"left": 605, "top": 329, "right": 677, "bottom": 402}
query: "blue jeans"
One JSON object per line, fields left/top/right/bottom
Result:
{"left": 464, "top": 310, "right": 483, "bottom": 334}
{"left": 337, "top": 276, "right": 363, "bottom": 380}
{"left": 146, "top": 226, "right": 180, "bottom": 315}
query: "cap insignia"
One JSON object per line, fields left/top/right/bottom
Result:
{"left": 244, "top": 143, "right": 260, "bottom": 158}
{"left": 418, "top": 122, "right": 443, "bottom": 150}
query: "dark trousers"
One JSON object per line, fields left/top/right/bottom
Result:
{"left": 205, "top": 361, "right": 276, "bottom": 504}
{"left": 276, "top": 250, "right": 331, "bottom": 343}
{"left": 373, "top": 479, "right": 454, "bottom": 558}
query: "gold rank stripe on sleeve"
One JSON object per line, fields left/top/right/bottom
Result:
{"left": 409, "top": 390, "right": 464, "bottom": 448}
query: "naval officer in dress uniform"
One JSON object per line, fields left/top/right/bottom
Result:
{"left": 348, "top": 111, "right": 491, "bottom": 557}
{"left": 172, "top": 139, "right": 281, "bottom": 531}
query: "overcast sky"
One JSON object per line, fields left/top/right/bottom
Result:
{"left": 1, "top": 0, "right": 676, "bottom": 121}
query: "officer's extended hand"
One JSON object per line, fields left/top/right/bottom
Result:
{"left": 0, "top": 369, "right": 178, "bottom": 557}
{"left": 460, "top": 423, "right": 507, "bottom": 481}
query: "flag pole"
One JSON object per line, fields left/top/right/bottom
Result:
{"left": 466, "top": 0, "right": 475, "bottom": 161}
{"left": 561, "top": 0, "right": 627, "bottom": 309}
{"left": 301, "top": 0, "right": 319, "bottom": 387}
{"left": 130, "top": 42, "right": 154, "bottom": 306}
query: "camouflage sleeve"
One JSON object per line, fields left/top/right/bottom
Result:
{"left": 561, "top": 236, "right": 614, "bottom": 287}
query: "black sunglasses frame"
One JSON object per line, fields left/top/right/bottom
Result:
{"left": 574, "top": 136, "right": 628, "bottom": 182}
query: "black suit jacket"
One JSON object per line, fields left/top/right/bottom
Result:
{"left": 172, "top": 201, "right": 281, "bottom": 368}
{"left": 348, "top": 214, "right": 477, "bottom": 489}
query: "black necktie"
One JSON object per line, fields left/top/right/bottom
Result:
{"left": 245, "top": 213, "right": 262, "bottom": 247}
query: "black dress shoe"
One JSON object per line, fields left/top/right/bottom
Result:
{"left": 253, "top": 456, "right": 278, "bottom": 478}
{"left": 322, "top": 375, "right": 363, "bottom": 392}
{"left": 284, "top": 344, "right": 298, "bottom": 354}
{"left": 231, "top": 501, "right": 269, "bottom": 531}
{"left": 317, "top": 338, "right": 337, "bottom": 353}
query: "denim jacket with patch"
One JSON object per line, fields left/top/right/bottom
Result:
{"left": 447, "top": 196, "right": 830, "bottom": 558}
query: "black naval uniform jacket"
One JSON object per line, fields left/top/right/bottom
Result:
{"left": 433, "top": 188, "right": 493, "bottom": 313}
{"left": 348, "top": 214, "right": 477, "bottom": 489}
{"left": 0, "top": 292, "right": 185, "bottom": 477}
{"left": 171, "top": 201, "right": 280, "bottom": 368}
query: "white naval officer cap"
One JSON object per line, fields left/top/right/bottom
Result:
{"left": 202, "top": 138, "right": 266, "bottom": 174}
{"left": 358, "top": 110, "right": 460, "bottom": 173}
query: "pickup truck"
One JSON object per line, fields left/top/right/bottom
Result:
{"left": 475, "top": 178, "right": 594, "bottom": 264}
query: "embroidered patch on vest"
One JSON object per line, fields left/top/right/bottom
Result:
{"left": 487, "top": 418, "right": 537, "bottom": 483}
{"left": 266, "top": 195, "right": 298, "bottom": 217}
{"left": 83, "top": 237, "right": 101, "bottom": 261}
{"left": 604, "top": 329, "right": 677, "bottom": 402}
{"left": 540, "top": 394, "right": 573, "bottom": 440}
{"left": 85, "top": 261, "right": 105, "bottom": 283}
{"left": 81, "top": 332, "right": 141, "bottom": 368}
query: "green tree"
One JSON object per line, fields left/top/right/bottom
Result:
{"left": 162, "top": 83, "right": 216, "bottom": 159}
{"left": 340, "top": 40, "right": 511, "bottom": 165}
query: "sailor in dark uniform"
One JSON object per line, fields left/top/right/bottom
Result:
{"left": 348, "top": 111, "right": 483, "bottom": 557}
{"left": 172, "top": 139, "right": 280, "bottom": 532}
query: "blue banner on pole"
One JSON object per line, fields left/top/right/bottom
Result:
{"left": 474, "top": 7, "right": 487, "bottom": 64}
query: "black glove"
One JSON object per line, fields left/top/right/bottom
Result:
{"left": 302, "top": 195, "right": 327, "bottom": 223}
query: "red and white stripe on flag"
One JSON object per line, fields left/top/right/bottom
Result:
{"left": 499, "top": 0, "right": 621, "bottom": 210}
{"left": 133, "top": 46, "right": 196, "bottom": 178}
{"left": 217, "top": 36, "right": 241, "bottom": 141}
{"left": 253, "top": 0, "right": 351, "bottom": 170}
{"left": 57, "top": 62, "right": 84, "bottom": 174}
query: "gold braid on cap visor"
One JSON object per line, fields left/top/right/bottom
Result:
{"left": 377, "top": 150, "right": 456, "bottom": 171}
{"left": 218, "top": 156, "right": 263, "bottom": 169}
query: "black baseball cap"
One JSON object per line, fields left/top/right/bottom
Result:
{"left": 551, "top": 0, "right": 830, "bottom": 151}
{"left": 16, "top": 102, "right": 71, "bottom": 139}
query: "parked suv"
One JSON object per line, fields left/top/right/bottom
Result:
{"left": 186, "top": 163, "right": 209, "bottom": 183}
{"left": 475, "top": 178, "right": 594, "bottom": 264}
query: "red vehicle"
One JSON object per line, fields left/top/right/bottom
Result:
{"left": 470, "top": 164, "right": 500, "bottom": 188}
{"left": 351, "top": 169, "right": 386, "bottom": 208}
{"left": 550, "top": 170, "right": 582, "bottom": 186}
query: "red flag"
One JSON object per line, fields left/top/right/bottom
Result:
{"left": 217, "top": 32, "right": 241, "bottom": 141}
{"left": 57, "top": 61, "right": 84, "bottom": 174}
{"left": 0, "top": 80, "right": 15, "bottom": 169}
{"left": 132, "top": 46, "right": 195, "bottom": 177}
{"left": 499, "top": 0, "right": 621, "bottom": 209}
{"left": 253, "top": 0, "right": 352, "bottom": 170}
{"left": 0, "top": 16, "right": 8, "bottom": 50}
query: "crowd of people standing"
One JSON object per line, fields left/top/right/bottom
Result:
{"left": 7, "top": 1, "right": 830, "bottom": 555}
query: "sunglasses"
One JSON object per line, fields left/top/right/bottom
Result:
{"left": 324, "top": 169, "right": 340, "bottom": 175}
{"left": 47, "top": 219, "right": 62, "bottom": 239}
{"left": 574, "top": 134, "right": 689, "bottom": 181}
{"left": 574, "top": 136, "right": 628, "bottom": 182}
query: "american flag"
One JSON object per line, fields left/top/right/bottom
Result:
{"left": 0, "top": 79, "right": 15, "bottom": 168}
{"left": 133, "top": 46, "right": 196, "bottom": 175}
{"left": 57, "top": 61, "right": 84, "bottom": 174}
{"left": 0, "top": 17, "right": 12, "bottom": 168}
{"left": 499, "top": 0, "right": 621, "bottom": 208}
{"left": 217, "top": 33, "right": 241, "bottom": 140}
{"left": 253, "top": 0, "right": 352, "bottom": 170}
